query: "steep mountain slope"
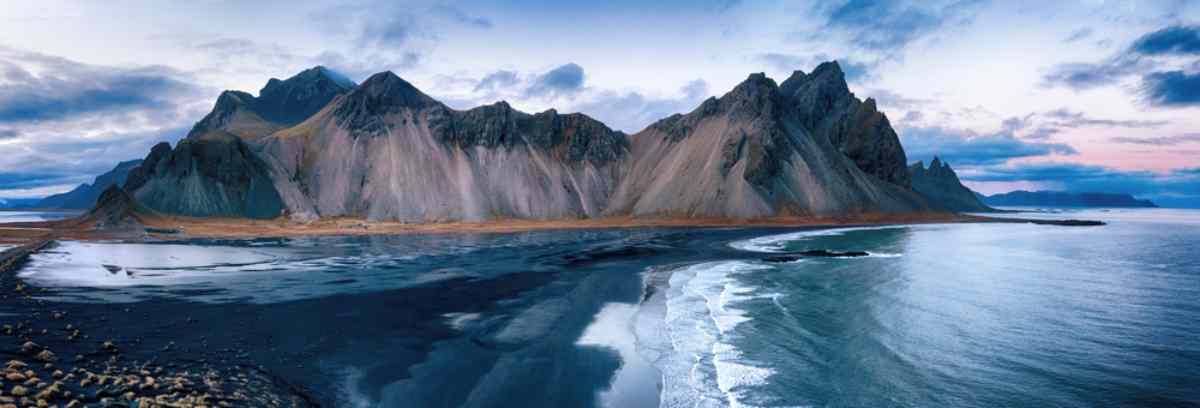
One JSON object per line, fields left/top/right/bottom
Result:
{"left": 123, "top": 66, "right": 353, "bottom": 218}
{"left": 606, "top": 71, "right": 927, "bottom": 218}
{"left": 114, "top": 62, "right": 938, "bottom": 221}
{"left": 124, "top": 136, "right": 284, "bottom": 218}
{"left": 187, "top": 66, "right": 355, "bottom": 141}
{"left": 37, "top": 159, "right": 143, "bottom": 209}
{"left": 908, "top": 158, "right": 993, "bottom": 212}
{"left": 780, "top": 62, "right": 910, "bottom": 187}
{"left": 258, "top": 72, "right": 628, "bottom": 221}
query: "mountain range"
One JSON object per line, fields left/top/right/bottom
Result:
{"left": 980, "top": 191, "right": 1157, "bottom": 208}
{"left": 34, "top": 160, "right": 144, "bottom": 209}
{"left": 69, "top": 62, "right": 992, "bottom": 221}
{"left": 908, "top": 158, "right": 993, "bottom": 212}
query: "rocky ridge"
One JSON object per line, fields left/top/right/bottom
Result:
{"left": 116, "top": 61, "right": 946, "bottom": 221}
{"left": 908, "top": 157, "right": 993, "bottom": 212}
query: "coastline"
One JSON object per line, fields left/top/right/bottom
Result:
{"left": 0, "top": 211, "right": 1102, "bottom": 246}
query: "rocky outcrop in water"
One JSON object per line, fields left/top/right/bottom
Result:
{"left": 36, "top": 159, "right": 142, "bottom": 209}
{"left": 908, "top": 157, "right": 993, "bottom": 212}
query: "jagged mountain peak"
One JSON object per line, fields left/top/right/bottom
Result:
{"left": 189, "top": 66, "right": 355, "bottom": 140}
{"left": 260, "top": 65, "right": 356, "bottom": 97}
{"left": 909, "top": 157, "right": 992, "bottom": 212}
{"left": 331, "top": 71, "right": 442, "bottom": 134}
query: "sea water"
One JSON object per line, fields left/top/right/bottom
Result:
{"left": 5, "top": 208, "right": 1198, "bottom": 406}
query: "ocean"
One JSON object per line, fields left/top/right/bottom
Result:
{"left": 4, "top": 208, "right": 1199, "bottom": 407}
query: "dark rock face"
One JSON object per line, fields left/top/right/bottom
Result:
{"left": 121, "top": 62, "right": 930, "bottom": 221}
{"left": 908, "top": 157, "right": 993, "bottom": 212}
{"left": 37, "top": 159, "right": 143, "bottom": 209}
{"left": 609, "top": 68, "right": 929, "bottom": 218}
{"left": 780, "top": 62, "right": 910, "bottom": 187}
{"left": 188, "top": 66, "right": 354, "bottom": 139}
{"left": 428, "top": 101, "right": 628, "bottom": 164}
{"left": 333, "top": 72, "right": 439, "bottom": 135}
{"left": 86, "top": 186, "right": 147, "bottom": 230}
{"left": 255, "top": 66, "right": 357, "bottom": 125}
{"left": 763, "top": 250, "right": 871, "bottom": 262}
{"left": 982, "top": 191, "right": 1158, "bottom": 208}
{"left": 124, "top": 136, "right": 284, "bottom": 219}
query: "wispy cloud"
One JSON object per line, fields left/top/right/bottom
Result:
{"left": 900, "top": 125, "right": 1078, "bottom": 166}
{"left": 0, "top": 47, "right": 200, "bottom": 124}
{"left": 818, "top": 0, "right": 984, "bottom": 51}
{"left": 525, "top": 63, "right": 586, "bottom": 98}
{"left": 431, "top": 4, "right": 494, "bottom": 29}
{"left": 1110, "top": 133, "right": 1200, "bottom": 145}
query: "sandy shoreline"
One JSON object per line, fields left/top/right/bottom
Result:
{"left": 0, "top": 211, "right": 1004, "bottom": 243}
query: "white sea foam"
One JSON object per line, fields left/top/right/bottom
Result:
{"left": 655, "top": 261, "right": 778, "bottom": 408}
{"left": 442, "top": 312, "right": 481, "bottom": 331}
{"left": 729, "top": 226, "right": 908, "bottom": 253}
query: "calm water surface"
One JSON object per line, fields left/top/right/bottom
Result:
{"left": 7, "top": 208, "right": 1199, "bottom": 407}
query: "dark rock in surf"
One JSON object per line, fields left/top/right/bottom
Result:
{"left": 762, "top": 249, "right": 871, "bottom": 262}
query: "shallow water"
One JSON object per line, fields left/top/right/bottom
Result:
{"left": 6, "top": 208, "right": 1200, "bottom": 407}
{"left": 0, "top": 210, "right": 80, "bottom": 223}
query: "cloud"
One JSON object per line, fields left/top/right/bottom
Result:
{"left": 900, "top": 125, "right": 1078, "bottom": 166}
{"left": 758, "top": 53, "right": 873, "bottom": 82}
{"left": 1064, "top": 27, "right": 1094, "bottom": 43}
{"left": 1110, "top": 133, "right": 1200, "bottom": 145}
{"left": 962, "top": 162, "right": 1200, "bottom": 208}
{"left": 1040, "top": 108, "right": 1167, "bottom": 128}
{"left": 431, "top": 4, "right": 493, "bottom": 29}
{"left": 0, "top": 129, "right": 17, "bottom": 140}
{"left": 1041, "top": 58, "right": 1145, "bottom": 90}
{"left": 573, "top": 79, "right": 710, "bottom": 133}
{"left": 0, "top": 48, "right": 201, "bottom": 124}
{"left": 819, "top": 0, "right": 983, "bottom": 51}
{"left": 1130, "top": 25, "right": 1200, "bottom": 56}
{"left": 1044, "top": 25, "right": 1200, "bottom": 95}
{"left": 525, "top": 63, "right": 586, "bottom": 97}
{"left": 473, "top": 70, "right": 519, "bottom": 92}
{"left": 1141, "top": 70, "right": 1200, "bottom": 106}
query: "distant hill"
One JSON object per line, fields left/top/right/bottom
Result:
{"left": 36, "top": 159, "right": 143, "bottom": 209}
{"left": 908, "top": 157, "right": 993, "bottom": 212}
{"left": 0, "top": 198, "right": 42, "bottom": 209}
{"left": 981, "top": 191, "right": 1157, "bottom": 208}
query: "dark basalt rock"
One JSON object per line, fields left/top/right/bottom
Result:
{"left": 426, "top": 101, "right": 629, "bottom": 164}
{"left": 86, "top": 185, "right": 149, "bottom": 230}
{"left": 334, "top": 71, "right": 439, "bottom": 135}
{"left": 763, "top": 250, "right": 871, "bottom": 262}
{"left": 256, "top": 66, "right": 356, "bottom": 125}
{"left": 188, "top": 66, "right": 354, "bottom": 139}
{"left": 123, "top": 135, "right": 284, "bottom": 219}
{"left": 909, "top": 157, "right": 994, "bottom": 212}
{"left": 1029, "top": 219, "right": 1106, "bottom": 226}
{"left": 780, "top": 61, "right": 910, "bottom": 187}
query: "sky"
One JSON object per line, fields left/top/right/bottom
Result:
{"left": 0, "top": 0, "right": 1198, "bottom": 207}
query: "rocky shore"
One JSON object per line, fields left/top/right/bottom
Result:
{"left": 0, "top": 243, "right": 316, "bottom": 407}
